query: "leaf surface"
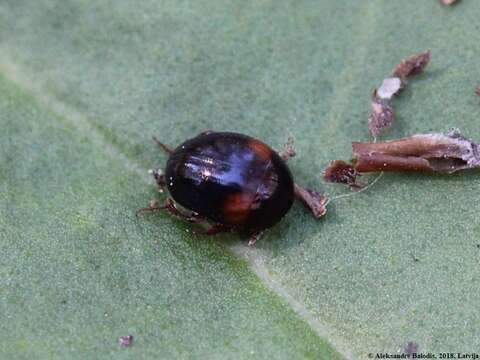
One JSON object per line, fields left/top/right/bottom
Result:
{"left": 1, "top": 1, "right": 480, "bottom": 358}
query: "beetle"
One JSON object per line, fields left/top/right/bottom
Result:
{"left": 138, "top": 131, "right": 327, "bottom": 245}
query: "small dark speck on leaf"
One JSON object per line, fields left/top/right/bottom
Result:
{"left": 119, "top": 335, "right": 134, "bottom": 347}
{"left": 404, "top": 341, "right": 419, "bottom": 356}
{"left": 440, "top": 0, "right": 459, "bottom": 5}
{"left": 410, "top": 253, "right": 419, "bottom": 262}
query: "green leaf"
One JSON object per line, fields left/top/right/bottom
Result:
{"left": 0, "top": 73, "right": 342, "bottom": 359}
{"left": 1, "top": 1, "right": 479, "bottom": 358}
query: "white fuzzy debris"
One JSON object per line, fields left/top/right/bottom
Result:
{"left": 377, "top": 77, "right": 402, "bottom": 100}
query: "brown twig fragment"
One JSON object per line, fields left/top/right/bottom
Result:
{"left": 323, "top": 160, "right": 362, "bottom": 189}
{"left": 294, "top": 184, "right": 328, "bottom": 218}
{"left": 392, "top": 50, "right": 431, "bottom": 79}
{"left": 353, "top": 130, "right": 480, "bottom": 173}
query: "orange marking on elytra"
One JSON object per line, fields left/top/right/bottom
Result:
{"left": 249, "top": 139, "right": 272, "bottom": 161}
{"left": 223, "top": 192, "right": 255, "bottom": 224}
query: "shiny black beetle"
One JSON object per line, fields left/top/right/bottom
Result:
{"left": 138, "top": 131, "right": 327, "bottom": 245}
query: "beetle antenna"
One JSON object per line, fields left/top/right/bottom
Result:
{"left": 326, "top": 171, "right": 384, "bottom": 204}
{"left": 152, "top": 136, "right": 174, "bottom": 154}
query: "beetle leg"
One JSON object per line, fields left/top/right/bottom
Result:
{"left": 163, "top": 199, "right": 200, "bottom": 223}
{"left": 149, "top": 169, "right": 166, "bottom": 191}
{"left": 137, "top": 198, "right": 201, "bottom": 222}
{"left": 192, "top": 224, "right": 229, "bottom": 236}
{"left": 280, "top": 137, "right": 296, "bottom": 161}
{"left": 294, "top": 183, "right": 329, "bottom": 219}
{"left": 247, "top": 231, "right": 262, "bottom": 247}
{"left": 136, "top": 200, "right": 168, "bottom": 216}
{"left": 152, "top": 136, "right": 174, "bottom": 154}
{"left": 163, "top": 201, "right": 231, "bottom": 235}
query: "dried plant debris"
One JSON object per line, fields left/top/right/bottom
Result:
{"left": 119, "top": 335, "right": 134, "bottom": 347}
{"left": 352, "top": 130, "right": 480, "bottom": 173}
{"left": 368, "top": 50, "right": 430, "bottom": 138}
{"left": 326, "top": 50, "right": 434, "bottom": 189}
{"left": 376, "top": 77, "right": 403, "bottom": 100}
{"left": 475, "top": 87, "right": 480, "bottom": 97}
{"left": 323, "top": 160, "right": 361, "bottom": 189}
{"left": 392, "top": 50, "right": 431, "bottom": 79}
{"left": 293, "top": 184, "right": 328, "bottom": 218}
{"left": 368, "top": 92, "right": 395, "bottom": 138}
{"left": 440, "top": 0, "right": 459, "bottom": 5}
